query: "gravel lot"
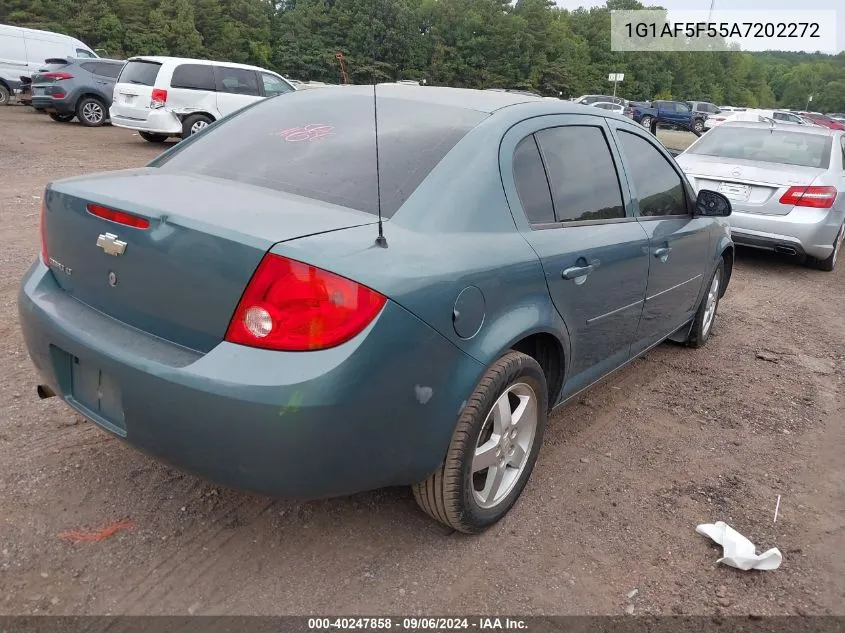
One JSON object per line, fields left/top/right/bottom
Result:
{"left": 0, "top": 106, "right": 843, "bottom": 616}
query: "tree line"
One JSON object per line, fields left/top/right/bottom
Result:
{"left": 3, "top": 0, "right": 845, "bottom": 111}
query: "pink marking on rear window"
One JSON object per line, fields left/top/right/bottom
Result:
{"left": 273, "top": 124, "right": 335, "bottom": 142}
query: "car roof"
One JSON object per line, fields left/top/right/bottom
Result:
{"left": 719, "top": 120, "right": 837, "bottom": 136}
{"left": 126, "top": 56, "right": 275, "bottom": 73}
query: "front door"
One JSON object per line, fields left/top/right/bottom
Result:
{"left": 506, "top": 118, "right": 650, "bottom": 398}
{"left": 611, "top": 124, "right": 711, "bottom": 353}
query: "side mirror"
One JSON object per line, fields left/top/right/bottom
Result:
{"left": 696, "top": 189, "right": 732, "bottom": 217}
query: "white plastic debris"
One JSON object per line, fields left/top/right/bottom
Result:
{"left": 696, "top": 521, "right": 782, "bottom": 571}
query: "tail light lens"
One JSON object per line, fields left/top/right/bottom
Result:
{"left": 42, "top": 72, "right": 73, "bottom": 80}
{"left": 225, "top": 254, "right": 386, "bottom": 351}
{"left": 150, "top": 88, "right": 167, "bottom": 109}
{"left": 87, "top": 203, "right": 150, "bottom": 229}
{"left": 779, "top": 186, "right": 837, "bottom": 209}
{"left": 40, "top": 199, "right": 49, "bottom": 265}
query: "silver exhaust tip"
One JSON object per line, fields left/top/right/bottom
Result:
{"left": 36, "top": 384, "right": 56, "bottom": 399}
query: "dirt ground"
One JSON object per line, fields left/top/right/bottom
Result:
{"left": 0, "top": 105, "right": 843, "bottom": 617}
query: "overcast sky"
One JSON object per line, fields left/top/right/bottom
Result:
{"left": 556, "top": 0, "right": 844, "bottom": 53}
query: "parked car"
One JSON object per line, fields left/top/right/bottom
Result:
{"left": 0, "top": 24, "right": 98, "bottom": 104}
{"left": 30, "top": 57, "right": 124, "bottom": 126}
{"left": 109, "top": 56, "right": 296, "bottom": 142}
{"left": 21, "top": 87, "right": 733, "bottom": 533}
{"left": 573, "top": 94, "right": 625, "bottom": 106}
{"left": 634, "top": 100, "right": 707, "bottom": 133}
{"left": 677, "top": 121, "right": 845, "bottom": 271}
{"left": 800, "top": 112, "right": 845, "bottom": 131}
{"left": 589, "top": 101, "right": 625, "bottom": 114}
{"left": 704, "top": 108, "right": 774, "bottom": 131}
{"left": 687, "top": 101, "right": 721, "bottom": 120}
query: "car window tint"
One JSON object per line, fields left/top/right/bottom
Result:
{"left": 171, "top": 64, "right": 216, "bottom": 91}
{"left": 512, "top": 135, "right": 555, "bottom": 224}
{"left": 118, "top": 60, "right": 161, "bottom": 86}
{"left": 97, "top": 63, "right": 122, "bottom": 79}
{"left": 261, "top": 72, "right": 293, "bottom": 97}
{"left": 216, "top": 66, "right": 260, "bottom": 96}
{"left": 80, "top": 62, "right": 98, "bottom": 73}
{"left": 617, "top": 130, "right": 687, "bottom": 217}
{"left": 155, "top": 93, "right": 486, "bottom": 217}
{"left": 535, "top": 126, "right": 625, "bottom": 222}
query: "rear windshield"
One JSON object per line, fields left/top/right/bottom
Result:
{"left": 155, "top": 93, "right": 486, "bottom": 216}
{"left": 687, "top": 126, "right": 832, "bottom": 169}
{"left": 118, "top": 60, "right": 161, "bottom": 86}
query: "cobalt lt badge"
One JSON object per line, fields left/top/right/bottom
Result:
{"left": 96, "top": 232, "right": 127, "bottom": 256}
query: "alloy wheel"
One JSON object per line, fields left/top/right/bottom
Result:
{"left": 82, "top": 101, "right": 103, "bottom": 124}
{"left": 190, "top": 120, "right": 209, "bottom": 135}
{"left": 702, "top": 269, "right": 721, "bottom": 337}
{"left": 472, "top": 383, "right": 539, "bottom": 509}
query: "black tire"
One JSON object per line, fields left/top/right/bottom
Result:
{"left": 139, "top": 131, "right": 169, "bottom": 143}
{"left": 76, "top": 96, "right": 107, "bottom": 127}
{"left": 806, "top": 222, "right": 844, "bottom": 272}
{"left": 49, "top": 112, "right": 75, "bottom": 123}
{"left": 181, "top": 113, "right": 213, "bottom": 138}
{"left": 412, "top": 351, "right": 548, "bottom": 534}
{"left": 686, "top": 258, "right": 725, "bottom": 348}
{"left": 0, "top": 84, "right": 10, "bottom": 105}
{"left": 693, "top": 118, "right": 704, "bottom": 133}
{"left": 640, "top": 115, "right": 652, "bottom": 129}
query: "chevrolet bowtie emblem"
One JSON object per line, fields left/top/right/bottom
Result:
{"left": 96, "top": 232, "right": 127, "bottom": 256}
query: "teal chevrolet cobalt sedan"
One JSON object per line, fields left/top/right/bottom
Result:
{"left": 19, "top": 85, "right": 734, "bottom": 533}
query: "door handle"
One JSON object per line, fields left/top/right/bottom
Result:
{"left": 654, "top": 247, "right": 672, "bottom": 262}
{"left": 562, "top": 264, "right": 595, "bottom": 280}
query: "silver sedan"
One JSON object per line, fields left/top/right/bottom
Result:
{"left": 676, "top": 121, "right": 845, "bottom": 271}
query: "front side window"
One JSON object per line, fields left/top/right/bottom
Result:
{"left": 261, "top": 72, "right": 293, "bottom": 97}
{"left": 535, "top": 126, "right": 626, "bottom": 222}
{"left": 171, "top": 64, "right": 216, "bottom": 91}
{"left": 512, "top": 135, "right": 555, "bottom": 224}
{"left": 617, "top": 130, "right": 687, "bottom": 217}
{"left": 215, "top": 66, "right": 260, "bottom": 96}
{"left": 75, "top": 48, "right": 96, "bottom": 59}
{"left": 676, "top": 102, "right": 690, "bottom": 113}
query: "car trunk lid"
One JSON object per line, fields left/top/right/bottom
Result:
{"left": 43, "top": 169, "right": 378, "bottom": 352}
{"left": 679, "top": 155, "right": 824, "bottom": 216}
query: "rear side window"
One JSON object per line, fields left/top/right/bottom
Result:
{"left": 155, "top": 93, "right": 485, "bottom": 217}
{"left": 535, "top": 126, "right": 626, "bottom": 222}
{"left": 118, "top": 60, "right": 161, "bottom": 86}
{"left": 512, "top": 136, "right": 555, "bottom": 224}
{"left": 97, "top": 63, "right": 123, "bottom": 79}
{"left": 215, "top": 66, "right": 260, "bottom": 96}
{"left": 617, "top": 130, "right": 687, "bottom": 217}
{"left": 171, "top": 64, "right": 216, "bottom": 91}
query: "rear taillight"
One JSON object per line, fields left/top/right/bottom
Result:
{"left": 87, "top": 203, "right": 150, "bottom": 229}
{"left": 225, "top": 254, "right": 387, "bottom": 351}
{"left": 150, "top": 88, "right": 167, "bottom": 109}
{"left": 779, "top": 186, "right": 837, "bottom": 209}
{"left": 42, "top": 72, "right": 73, "bottom": 80}
{"left": 40, "top": 200, "right": 49, "bottom": 265}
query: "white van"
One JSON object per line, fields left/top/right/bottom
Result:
{"left": 109, "top": 56, "right": 296, "bottom": 142}
{"left": 0, "top": 24, "right": 98, "bottom": 104}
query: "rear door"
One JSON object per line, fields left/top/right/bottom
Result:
{"left": 610, "top": 122, "right": 711, "bottom": 352}
{"left": 112, "top": 59, "right": 162, "bottom": 120}
{"left": 214, "top": 65, "right": 262, "bottom": 117}
{"left": 502, "top": 115, "right": 650, "bottom": 397}
{"left": 168, "top": 63, "right": 217, "bottom": 113}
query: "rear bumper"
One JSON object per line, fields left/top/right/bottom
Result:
{"left": 729, "top": 207, "right": 845, "bottom": 260}
{"left": 109, "top": 108, "right": 182, "bottom": 135}
{"left": 18, "top": 260, "right": 484, "bottom": 499}
{"left": 32, "top": 96, "right": 75, "bottom": 114}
